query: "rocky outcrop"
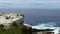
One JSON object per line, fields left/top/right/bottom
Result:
{"left": 32, "top": 29, "right": 54, "bottom": 34}
{"left": 0, "top": 13, "right": 24, "bottom": 34}
{"left": 22, "top": 24, "right": 32, "bottom": 34}
{"left": 0, "top": 13, "right": 24, "bottom": 29}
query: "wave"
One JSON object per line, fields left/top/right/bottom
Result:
{"left": 32, "top": 22, "right": 60, "bottom": 34}
{"left": 32, "top": 22, "right": 57, "bottom": 29}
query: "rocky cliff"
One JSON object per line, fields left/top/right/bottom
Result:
{"left": 0, "top": 13, "right": 24, "bottom": 34}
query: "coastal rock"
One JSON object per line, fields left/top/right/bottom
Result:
{"left": 0, "top": 13, "right": 24, "bottom": 29}
{"left": 23, "top": 24, "right": 32, "bottom": 34}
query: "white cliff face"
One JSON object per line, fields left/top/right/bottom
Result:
{"left": 0, "top": 13, "right": 24, "bottom": 29}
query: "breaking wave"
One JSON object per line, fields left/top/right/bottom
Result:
{"left": 32, "top": 22, "right": 60, "bottom": 34}
{"left": 32, "top": 22, "right": 57, "bottom": 29}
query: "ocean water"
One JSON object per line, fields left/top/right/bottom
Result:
{"left": 0, "top": 8, "right": 60, "bottom": 26}
{"left": 23, "top": 9, "right": 60, "bottom": 26}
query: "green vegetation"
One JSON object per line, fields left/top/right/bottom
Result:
{"left": 0, "top": 24, "right": 23, "bottom": 34}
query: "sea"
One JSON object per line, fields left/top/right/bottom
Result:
{"left": 0, "top": 8, "right": 60, "bottom": 27}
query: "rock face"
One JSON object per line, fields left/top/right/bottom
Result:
{"left": 0, "top": 13, "right": 24, "bottom": 29}
{"left": 23, "top": 24, "right": 32, "bottom": 34}
{"left": 32, "top": 29, "right": 54, "bottom": 34}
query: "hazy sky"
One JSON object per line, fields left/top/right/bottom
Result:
{"left": 0, "top": 0, "right": 60, "bottom": 3}
{"left": 0, "top": 0, "right": 60, "bottom": 8}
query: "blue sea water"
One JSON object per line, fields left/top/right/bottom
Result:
{"left": 0, "top": 8, "right": 60, "bottom": 26}
{"left": 23, "top": 9, "right": 60, "bottom": 26}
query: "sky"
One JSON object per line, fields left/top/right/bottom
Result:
{"left": 0, "top": 0, "right": 60, "bottom": 8}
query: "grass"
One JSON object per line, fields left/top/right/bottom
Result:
{"left": 0, "top": 24, "right": 23, "bottom": 34}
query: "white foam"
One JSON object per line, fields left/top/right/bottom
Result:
{"left": 32, "top": 23, "right": 60, "bottom": 34}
